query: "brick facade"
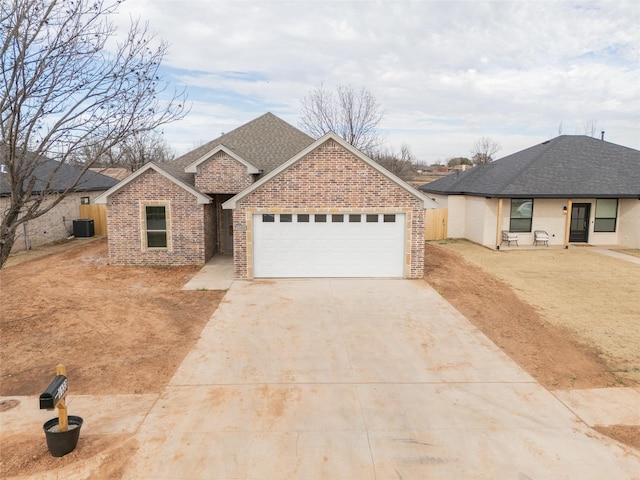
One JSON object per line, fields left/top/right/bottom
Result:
{"left": 194, "top": 151, "right": 254, "bottom": 193}
{"left": 106, "top": 169, "right": 209, "bottom": 265}
{"left": 232, "top": 139, "right": 425, "bottom": 279}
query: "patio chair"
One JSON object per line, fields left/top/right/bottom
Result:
{"left": 501, "top": 230, "right": 519, "bottom": 247}
{"left": 534, "top": 230, "right": 550, "bottom": 247}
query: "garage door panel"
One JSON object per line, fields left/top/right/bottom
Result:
{"left": 253, "top": 213, "right": 405, "bottom": 278}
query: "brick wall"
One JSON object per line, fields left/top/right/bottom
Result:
{"left": 195, "top": 151, "right": 254, "bottom": 193}
{"left": 106, "top": 169, "right": 207, "bottom": 265}
{"left": 1, "top": 191, "right": 101, "bottom": 253}
{"left": 232, "top": 139, "right": 425, "bottom": 279}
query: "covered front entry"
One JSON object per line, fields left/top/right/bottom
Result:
{"left": 570, "top": 203, "right": 591, "bottom": 243}
{"left": 252, "top": 212, "right": 405, "bottom": 278}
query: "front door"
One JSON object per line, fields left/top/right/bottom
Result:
{"left": 570, "top": 203, "right": 591, "bottom": 243}
{"left": 221, "top": 209, "right": 233, "bottom": 254}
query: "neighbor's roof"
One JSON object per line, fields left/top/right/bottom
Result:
{"left": 89, "top": 167, "right": 131, "bottom": 181}
{"left": 173, "top": 112, "right": 315, "bottom": 176}
{"left": 420, "top": 135, "right": 640, "bottom": 198}
{"left": 0, "top": 156, "right": 119, "bottom": 196}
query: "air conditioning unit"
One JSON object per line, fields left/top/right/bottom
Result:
{"left": 73, "top": 219, "right": 95, "bottom": 238}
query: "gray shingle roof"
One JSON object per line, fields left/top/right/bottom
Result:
{"left": 420, "top": 135, "right": 640, "bottom": 198}
{"left": 169, "top": 112, "right": 314, "bottom": 175}
{"left": 0, "top": 156, "right": 119, "bottom": 196}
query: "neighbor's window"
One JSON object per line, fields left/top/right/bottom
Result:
{"left": 145, "top": 206, "right": 167, "bottom": 248}
{"left": 510, "top": 199, "right": 533, "bottom": 232}
{"left": 594, "top": 199, "right": 618, "bottom": 232}
{"left": 80, "top": 197, "right": 90, "bottom": 205}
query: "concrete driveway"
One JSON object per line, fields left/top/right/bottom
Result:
{"left": 122, "top": 279, "right": 640, "bottom": 479}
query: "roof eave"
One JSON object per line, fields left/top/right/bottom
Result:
{"left": 94, "top": 163, "right": 212, "bottom": 205}
{"left": 419, "top": 191, "right": 640, "bottom": 199}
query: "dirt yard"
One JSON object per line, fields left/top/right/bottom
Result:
{"left": 0, "top": 238, "right": 638, "bottom": 476}
{"left": 0, "top": 238, "right": 223, "bottom": 476}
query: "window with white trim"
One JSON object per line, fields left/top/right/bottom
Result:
{"left": 594, "top": 199, "right": 618, "bottom": 232}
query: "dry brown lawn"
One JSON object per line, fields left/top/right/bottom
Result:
{"left": 613, "top": 248, "right": 640, "bottom": 259}
{"left": 436, "top": 240, "right": 640, "bottom": 382}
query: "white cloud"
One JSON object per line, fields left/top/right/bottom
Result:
{"left": 112, "top": 0, "right": 640, "bottom": 162}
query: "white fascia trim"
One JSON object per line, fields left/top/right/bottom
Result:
{"left": 184, "top": 145, "right": 260, "bottom": 174}
{"left": 223, "top": 132, "right": 439, "bottom": 210}
{"left": 94, "top": 163, "right": 212, "bottom": 205}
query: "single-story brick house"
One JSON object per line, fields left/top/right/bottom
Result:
{"left": 419, "top": 135, "right": 640, "bottom": 249}
{"left": 95, "top": 113, "right": 437, "bottom": 278}
{"left": 0, "top": 158, "right": 118, "bottom": 252}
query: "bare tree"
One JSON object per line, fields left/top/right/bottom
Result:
{"left": 447, "top": 157, "right": 472, "bottom": 168}
{"left": 0, "top": 0, "right": 187, "bottom": 267}
{"left": 75, "top": 131, "right": 175, "bottom": 171}
{"left": 471, "top": 137, "right": 501, "bottom": 165}
{"left": 299, "top": 83, "right": 384, "bottom": 155}
{"left": 370, "top": 144, "right": 415, "bottom": 180}
{"left": 583, "top": 119, "right": 599, "bottom": 137}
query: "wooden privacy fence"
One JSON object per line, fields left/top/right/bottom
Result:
{"left": 79, "top": 204, "right": 107, "bottom": 236}
{"left": 424, "top": 208, "right": 448, "bottom": 241}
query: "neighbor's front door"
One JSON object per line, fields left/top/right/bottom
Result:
{"left": 569, "top": 203, "right": 591, "bottom": 243}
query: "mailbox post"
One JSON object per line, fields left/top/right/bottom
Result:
{"left": 39, "top": 364, "right": 82, "bottom": 457}
{"left": 39, "top": 364, "right": 69, "bottom": 431}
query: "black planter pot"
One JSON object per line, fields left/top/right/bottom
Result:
{"left": 43, "top": 415, "right": 83, "bottom": 457}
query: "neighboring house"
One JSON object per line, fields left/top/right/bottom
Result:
{"left": 95, "top": 112, "right": 437, "bottom": 278}
{"left": 419, "top": 135, "right": 640, "bottom": 249}
{"left": 0, "top": 158, "right": 119, "bottom": 251}
{"left": 89, "top": 167, "right": 131, "bottom": 181}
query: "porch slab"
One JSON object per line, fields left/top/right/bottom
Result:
{"left": 182, "top": 253, "right": 234, "bottom": 290}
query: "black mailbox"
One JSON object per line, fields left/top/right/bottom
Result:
{"left": 39, "top": 375, "right": 68, "bottom": 410}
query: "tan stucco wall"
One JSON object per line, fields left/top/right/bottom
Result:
{"left": 447, "top": 196, "right": 637, "bottom": 248}
{"left": 616, "top": 199, "right": 640, "bottom": 248}
{"left": 445, "top": 195, "right": 466, "bottom": 238}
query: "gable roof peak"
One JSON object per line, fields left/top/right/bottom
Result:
{"left": 223, "top": 131, "right": 438, "bottom": 210}
{"left": 172, "top": 112, "right": 315, "bottom": 176}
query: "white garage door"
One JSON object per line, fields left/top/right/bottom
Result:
{"left": 253, "top": 213, "right": 405, "bottom": 278}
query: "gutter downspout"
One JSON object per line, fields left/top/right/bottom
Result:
{"left": 495, "top": 198, "right": 503, "bottom": 249}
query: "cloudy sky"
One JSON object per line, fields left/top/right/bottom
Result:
{"left": 113, "top": 0, "right": 639, "bottom": 164}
